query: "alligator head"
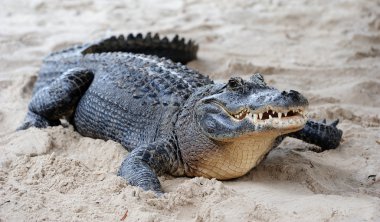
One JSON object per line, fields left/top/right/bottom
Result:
{"left": 177, "top": 73, "right": 309, "bottom": 179}
{"left": 196, "top": 74, "right": 308, "bottom": 141}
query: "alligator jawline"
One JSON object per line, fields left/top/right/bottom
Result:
{"left": 212, "top": 102, "right": 307, "bottom": 127}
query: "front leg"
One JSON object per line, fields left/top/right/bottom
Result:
{"left": 288, "top": 119, "right": 343, "bottom": 151}
{"left": 118, "top": 139, "right": 181, "bottom": 195}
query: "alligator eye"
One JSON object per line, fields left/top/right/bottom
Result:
{"left": 228, "top": 77, "right": 243, "bottom": 90}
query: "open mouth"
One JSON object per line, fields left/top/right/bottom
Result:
{"left": 232, "top": 108, "right": 304, "bottom": 120}
{"left": 229, "top": 107, "right": 307, "bottom": 126}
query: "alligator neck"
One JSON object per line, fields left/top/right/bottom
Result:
{"left": 176, "top": 104, "right": 277, "bottom": 180}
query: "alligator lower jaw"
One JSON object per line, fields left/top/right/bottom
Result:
{"left": 252, "top": 114, "right": 307, "bottom": 131}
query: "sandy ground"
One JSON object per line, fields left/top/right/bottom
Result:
{"left": 1, "top": 0, "right": 380, "bottom": 221}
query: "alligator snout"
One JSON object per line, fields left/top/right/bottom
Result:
{"left": 289, "top": 90, "right": 307, "bottom": 103}
{"left": 277, "top": 89, "right": 308, "bottom": 107}
{"left": 281, "top": 90, "right": 300, "bottom": 96}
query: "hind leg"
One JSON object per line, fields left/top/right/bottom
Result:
{"left": 18, "top": 68, "right": 94, "bottom": 130}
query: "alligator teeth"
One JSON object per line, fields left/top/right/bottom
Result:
{"left": 231, "top": 107, "right": 305, "bottom": 122}
{"left": 253, "top": 114, "right": 258, "bottom": 122}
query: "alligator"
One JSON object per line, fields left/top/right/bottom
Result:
{"left": 18, "top": 33, "right": 343, "bottom": 195}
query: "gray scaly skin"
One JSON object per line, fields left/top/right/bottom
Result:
{"left": 18, "top": 33, "right": 343, "bottom": 195}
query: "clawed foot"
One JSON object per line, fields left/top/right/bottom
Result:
{"left": 289, "top": 119, "right": 343, "bottom": 151}
{"left": 17, "top": 111, "right": 60, "bottom": 131}
{"left": 321, "top": 118, "right": 339, "bottom": 127}
{"left": 318, "top": 118, "right": 343, "bottom": 151}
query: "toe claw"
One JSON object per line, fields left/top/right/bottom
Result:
{"left": 331, "top": 119, "right": 339, "bottom": 127}
{"left": 155, "top": 191, "right": 165, "bottom": 197}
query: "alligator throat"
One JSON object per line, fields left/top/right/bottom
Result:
{"left": 191, "top": 136, "right": 276, "bottom": 180}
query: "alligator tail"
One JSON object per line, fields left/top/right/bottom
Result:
{"left": 81, "top": 33, "right": 198, "bottom": 64}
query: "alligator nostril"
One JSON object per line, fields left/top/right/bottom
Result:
{"left": 281, "top": 91, "right": 287, "bottom": 95}
{"left": 289, "top": 90, "right": 299, "bottom": 95}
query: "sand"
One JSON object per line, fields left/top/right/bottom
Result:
{"left": 1, "top": 0, "right": 380, "bottom": 221}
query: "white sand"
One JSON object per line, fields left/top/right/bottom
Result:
{"left": 1, "top": 0, "right": 380, "bottom": 221}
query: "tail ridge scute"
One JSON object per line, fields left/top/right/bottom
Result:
{"left": 81, "top": 32, "right": 198, "bottom": 64}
